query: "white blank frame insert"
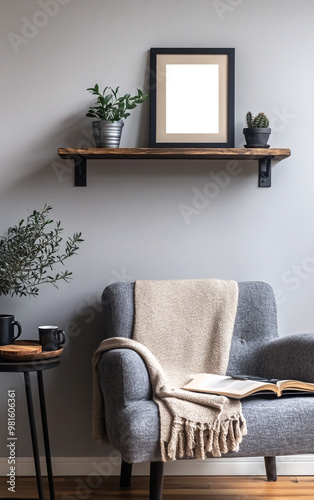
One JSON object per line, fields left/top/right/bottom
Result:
{"left": 166, "top": 64, "right": 219, "bottom": 134}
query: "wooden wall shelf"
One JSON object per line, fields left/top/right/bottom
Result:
{"left": 57, "top": 147, "right": 291, "bottom": 187}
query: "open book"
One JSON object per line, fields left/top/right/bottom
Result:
{"left": 182, "top": 373, "right": 314, "bottom": 399}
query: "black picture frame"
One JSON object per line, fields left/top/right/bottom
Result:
{"left": 149, "top": 48, "right": 235, "bottom": 148}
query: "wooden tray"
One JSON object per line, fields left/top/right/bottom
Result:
{"left": 0, "top": 340, "right": 63, "bottom": 361}
{"left": 0, "top": 344, "right": 42, "bottom": 357}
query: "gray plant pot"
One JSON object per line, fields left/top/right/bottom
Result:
{"left": 243, "top": 127, "right": 271, "bottom": 148}
{"left": 92, "top": 120, "right": 124, "bottom": 148}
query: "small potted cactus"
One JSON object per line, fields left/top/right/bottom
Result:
{"left": 243, "top": 112, "right": 271, "bottom": 148}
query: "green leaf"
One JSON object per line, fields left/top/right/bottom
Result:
{"left": 126, "top": 103, "right": 137, "bottom": 109}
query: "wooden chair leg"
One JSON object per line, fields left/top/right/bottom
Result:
{"left": 120, "top": 458, "right": 133, "bottom": 488}
{"left": 149, "top": 461, "right": 164, "bottom": 500}
{"left": 264, "top": 456, "right": 277, "bottom": 482}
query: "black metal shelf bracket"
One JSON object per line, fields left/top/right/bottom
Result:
{"left": 74, "top": 155, "right": 87, "bottom": 186}
{"left": 259, "top": 156, "right": 274, "bottom": 187}
{"left": 69, "top": 152, "right": 282, "bottom": 187}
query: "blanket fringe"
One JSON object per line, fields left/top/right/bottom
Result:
{"left": 163, "top": 413, "right": 247, "bottom": 462}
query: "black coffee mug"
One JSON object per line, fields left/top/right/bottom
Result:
{"left": 38, "top": 325, "right": 66, "bottom": 352}
{"left": 0, "top": 315, "right": 22, "bottom": 346}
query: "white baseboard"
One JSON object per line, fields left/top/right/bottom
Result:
{"left": 1, "top": 455, "right": 314, "bottom": 477}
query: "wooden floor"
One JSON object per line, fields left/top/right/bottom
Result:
{"left": 1, "top": 476, "right": 314, "bottom": 500}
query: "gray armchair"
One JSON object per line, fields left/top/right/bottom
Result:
{"left": 96, "top": 281, "right": 314, "bottom": 500}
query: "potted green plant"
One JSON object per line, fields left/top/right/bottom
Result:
{"left": 0, "top": 205, "right": 83, "bottom": 297}
{"left": 243, "top": 112, "right": 271, "bottom": 148}
{"left": 86, "top": 85, "right": 149, "bottom": 148}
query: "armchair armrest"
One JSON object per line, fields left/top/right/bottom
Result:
{"left": 97, "top": 348, "right": 160, "bottom": 463}
{"left": 257, "top": 334, "right": 314, "bottom": 382}
{"left": 98, "top": 348, "right": 153, "bottom": 403}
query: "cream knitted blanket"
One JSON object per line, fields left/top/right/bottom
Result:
{"left": 93, "top": 279, "right": 247, "bottom": 461}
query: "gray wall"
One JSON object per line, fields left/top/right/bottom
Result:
{"left": 0, "top": 0, "right": 313, "bottom": 459}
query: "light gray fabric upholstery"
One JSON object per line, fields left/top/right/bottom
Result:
{"left": 98, "top": 349, "right": 160, "bottom": 463}
{"left": 257, "top": 334, "right": 314, "bottom": 382}
{"left": 227, "top": 281, "right": 278, "bottom": 375}
{"left": 101, "top": 282, "right": 134, "bottom": 340}
{"left": 97, "top": 281, "right": 314, "bottom": 463}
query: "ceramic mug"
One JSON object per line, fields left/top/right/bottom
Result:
{"left": 0, "top": 315, "right": 22, "bottom": 346}
{"left": 38, "top": 325, "right": 65, "bottom": 351}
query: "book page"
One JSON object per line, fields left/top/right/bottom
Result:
{"left": 182, "top": 374, "right": 278, "bottom": 398}
{"left": 278, "top": 379, "right": 314, "bottom": 392}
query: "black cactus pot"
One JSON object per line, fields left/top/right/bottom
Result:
{"left": 243, "top": 127, "right": 271, "bottom": 148}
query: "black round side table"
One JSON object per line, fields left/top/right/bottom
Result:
{"left": 0, "top": 358, "right": 60, "bottom": 500}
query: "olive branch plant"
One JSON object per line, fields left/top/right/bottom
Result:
{"left": 0, "top": 205, "right": 83, "bottom": 297}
